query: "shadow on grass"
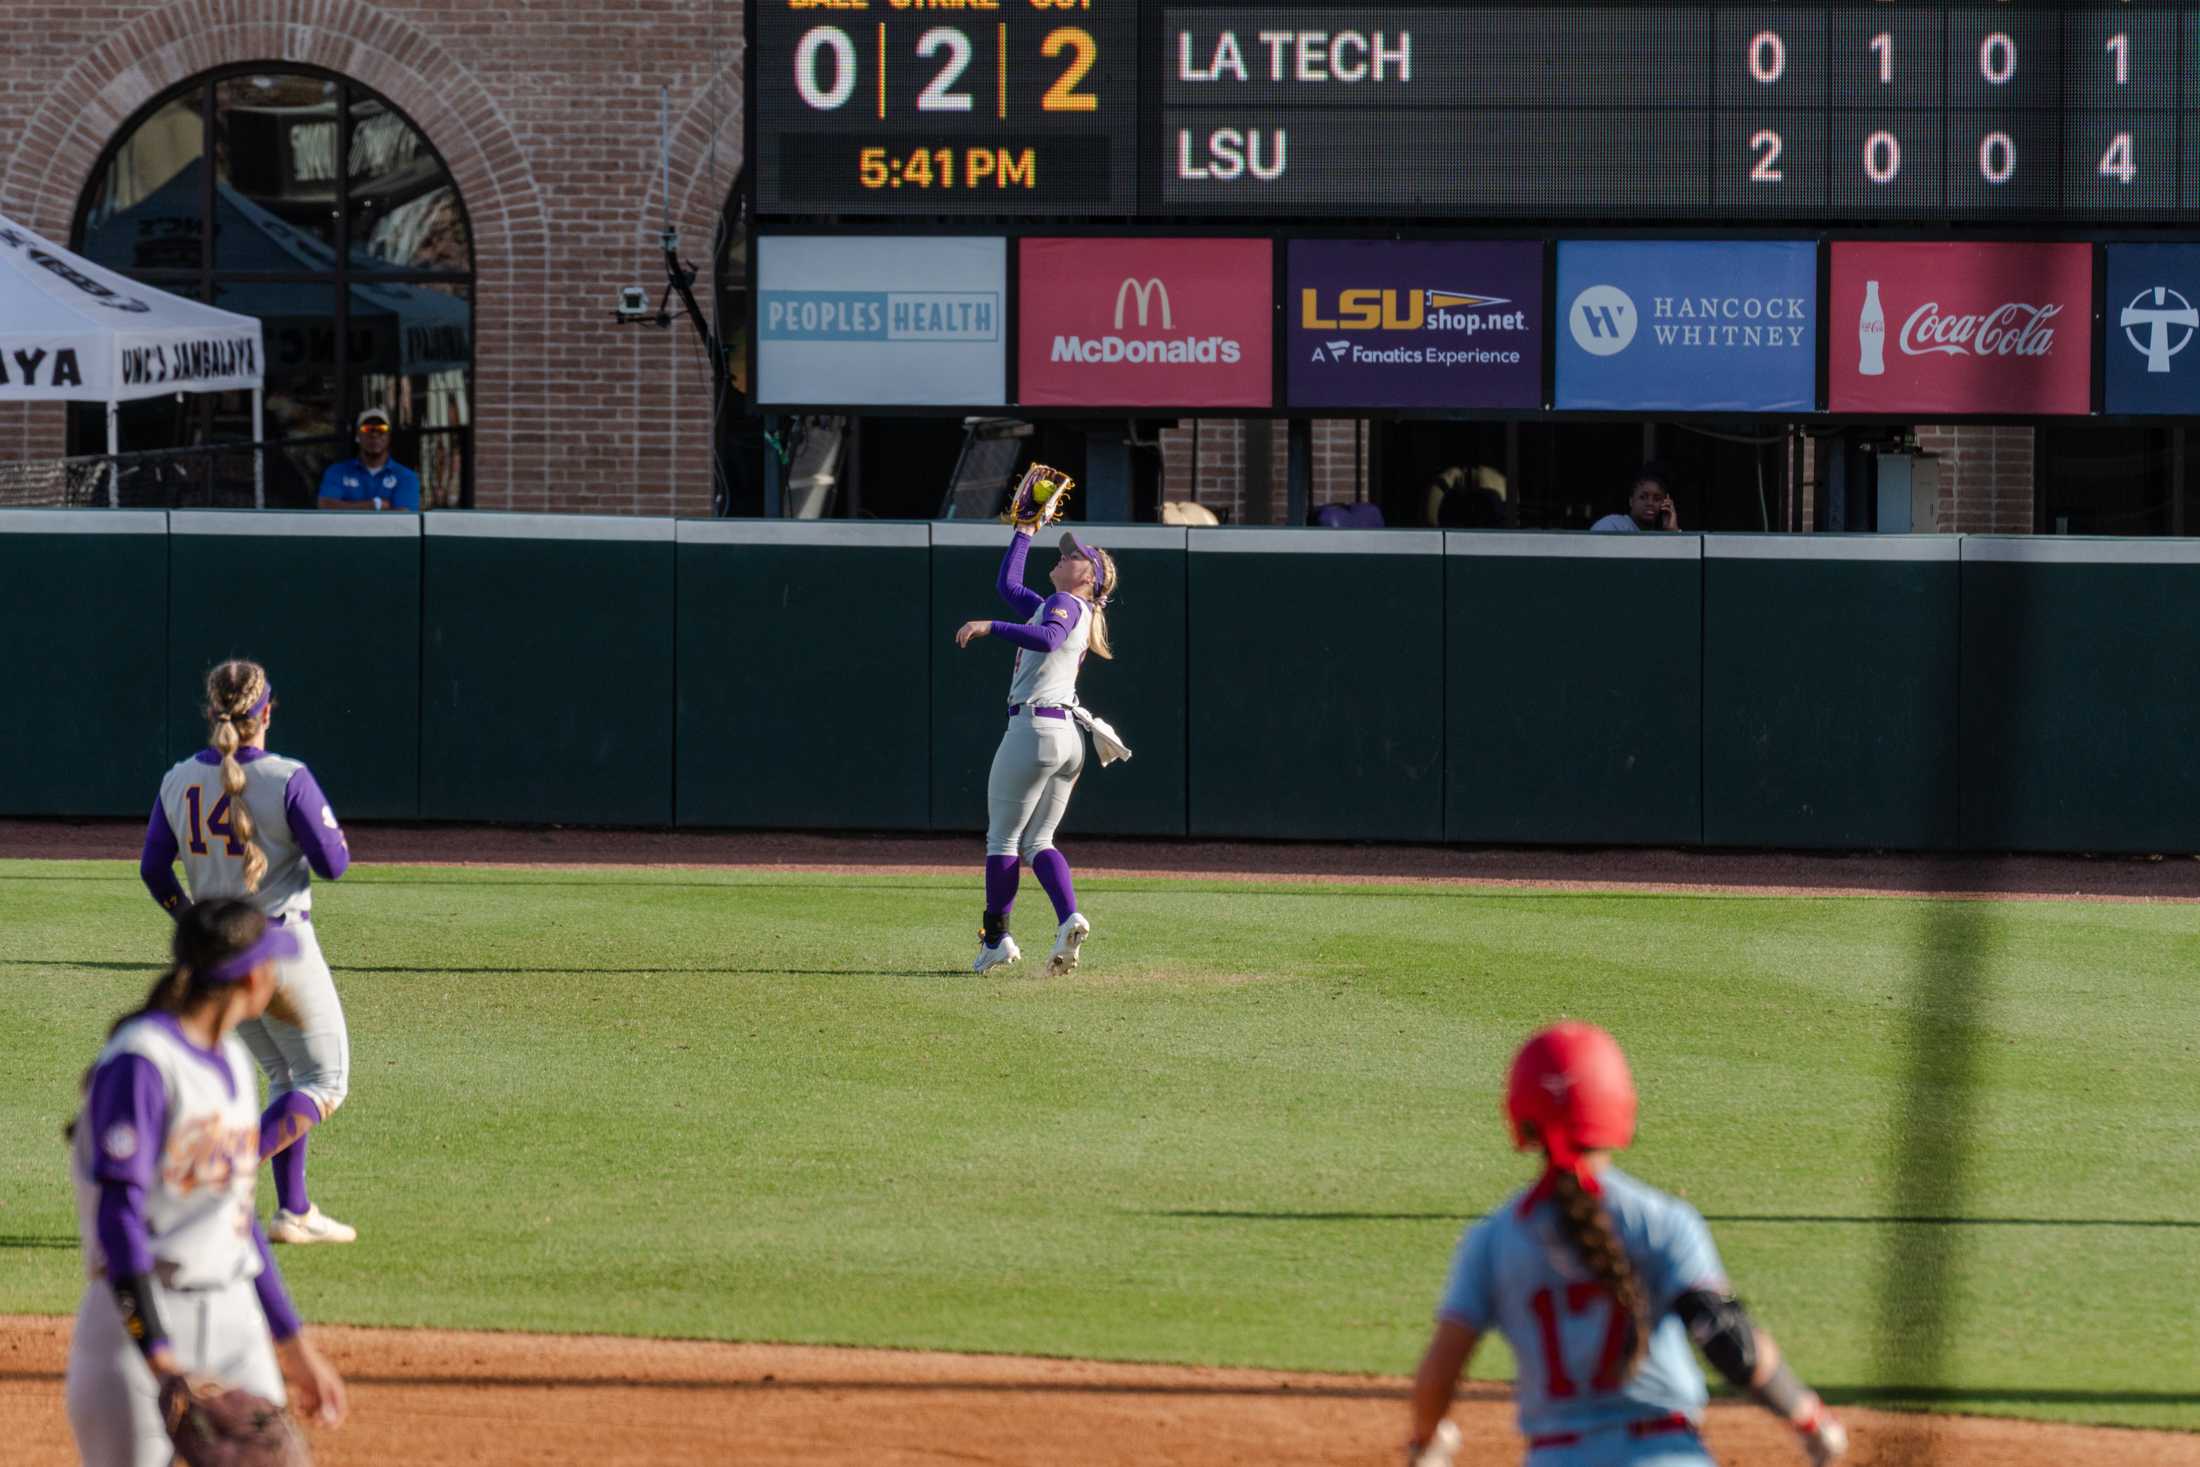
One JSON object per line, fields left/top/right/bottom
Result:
{"left": 0, "top": 960, "right": 964, "bottom": 979}
{"left": 0, "top": 1235, "right": 78, "bottom": 1250}
{"left": 1141, "top": 1208, "right": 2198, "bottom": 1229}
{"left": 1148, "top": 1209, "right": 1459, "bottom": 1223}
{"left": 1704, "top": 1213, "right": 2199, "bottom": 1230}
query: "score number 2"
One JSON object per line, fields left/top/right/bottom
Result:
{"left": 792, "top": 24, "right": 1098, "bottom": 115}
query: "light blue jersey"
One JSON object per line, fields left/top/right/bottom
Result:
{"left": 1439, "top": 1167, "right": 1726, "bottom": 1451}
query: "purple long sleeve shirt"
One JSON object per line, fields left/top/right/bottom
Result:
{"left": 990, "top": 531, "right": 1084, "bottom": 652}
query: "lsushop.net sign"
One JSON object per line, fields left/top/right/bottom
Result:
{"left": 1829, "top": 243, "right": 2093, "bottom": 415}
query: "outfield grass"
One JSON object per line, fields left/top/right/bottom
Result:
{"left": 2, "top": 858, "right": 2195, "bottom": 1430}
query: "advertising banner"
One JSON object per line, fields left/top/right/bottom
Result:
{"left": 1019, "top": 238, "right": 1271, "bottom": 407}
{"left": 1554, "top": 242, "right": 1815, "bottom": 411}
{"left": 1829, "top": 243, "right": 2092, "bottom": 415}
{"left": 2105, "top": 245, "right": 2200, "bottom": 416}
{"left": 756, "top": 236, "right": 1005, "bottom": 407}
{"left": 1286, "top": 241, "right": 1542, "bottom": 410}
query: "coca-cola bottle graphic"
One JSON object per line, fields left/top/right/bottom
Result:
{"left": 1859, "top": 280, "right": 1886, "bottom": 376}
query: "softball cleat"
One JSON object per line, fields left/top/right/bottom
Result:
{"left": 972, "top": 934, "right": 1022, "bottom": 974}
{"left": 1045, "top": 913, "right": 1091, "bottom": 976}
{"left": 269, "top": 1205, "right": 358, "bottom": 1245}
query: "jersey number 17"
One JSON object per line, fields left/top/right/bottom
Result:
{"left": 1530, "top": 1282, "right": 1631, "bottom": 1397}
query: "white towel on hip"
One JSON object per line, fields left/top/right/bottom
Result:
{"left": 1071, "top": 705, "right": 1133, "bottom": 766}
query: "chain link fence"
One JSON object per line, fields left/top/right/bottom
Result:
{"left": 0, "top": 437, "right": 353, "bottom": 510}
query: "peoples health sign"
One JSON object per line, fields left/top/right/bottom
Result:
{"left": 757, "top": 236, "right": 1004, "bottom": 406}
{"left": 1555, "top": 242, "right": 1815, "bottom": 412}
{"left": 1287, "top": 241, "right": 1542, "bottom": 410}
{"left": 2105, "top": 245, "right": 2200, "bottom": 416}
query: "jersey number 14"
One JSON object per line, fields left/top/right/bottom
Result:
{"left": 1530, "top": 1283, "right": 1631, "bottom": 1397}
{"left": 184, "top": 787, "right": 245, "bottom": 857}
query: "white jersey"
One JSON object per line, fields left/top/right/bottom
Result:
{"left": 72, "top": 1013, "right": 263, "bottom": 1290}
{"left": 1005, "top": 594, "right": 1093, "bottom": 709}
{"left": 158, "top": 749, "right": 319, "bottom": 919}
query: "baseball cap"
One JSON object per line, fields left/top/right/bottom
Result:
{"left": 203, "top": 924, "right": 301, "bottom": 982}
{"left": 356, "top": 408, "right": 392, "bottom": 431}
{"left": 1058, "top": 530, "right": 1107, "bottom": 602}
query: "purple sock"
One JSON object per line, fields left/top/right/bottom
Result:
{"left": 258, "top": 1091, "right": 319, "bottom": 1160}
{"left": 259, "top": 1092, "right": 321, "bottom": 1214}
{"left": 1030, "top": 848, "right": 1078, "bottom": 924}
{"left": 984, "top": 854, "right": 1021, "bottom": 920}
{"left": 274, "top": 1132, "right": 311, "bottom": 1214}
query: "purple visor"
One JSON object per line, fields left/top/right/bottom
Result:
{"left": 1058, "top": 531, "right": 1106, "bottom": 600}
{"left": 203, "top": 925, "right": 300, "bottom": 982}
{"left": 247, "top": 687, "right": 274, "bottom": 721}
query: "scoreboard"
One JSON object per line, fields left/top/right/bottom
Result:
{"left": 752, "top": 1, "right": 2200, "bottom": 220}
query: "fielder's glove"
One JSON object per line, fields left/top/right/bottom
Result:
{"left": 1002, "top": 464, "right": 1074, "bottom": 530}
{"left": 161, "top": 1374, "right": 312, "bottom": 1467}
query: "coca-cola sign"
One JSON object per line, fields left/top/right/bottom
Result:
{"left": 1898, "top": 302, "right": 2060, "bottom": 359}
{"left": 1830, "top": 244, "right": 2092, "bottom": 414}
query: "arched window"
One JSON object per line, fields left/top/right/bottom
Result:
{"left": 73, "top": 67, "right": 475, "bottom": 507}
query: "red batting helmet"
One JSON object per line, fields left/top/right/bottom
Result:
{"left": 1504, "top": 1022, "right": 1638, "bottom": 1168}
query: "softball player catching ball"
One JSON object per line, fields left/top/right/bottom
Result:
{"left": 1407, "top": 1022, "right": 1847, "bottom": 1467}
{"left": 139, "top": 659, "right": 358, "bottom": 1245}
{"left": 66, "top": 897, "right": 347, "bottom": 1466}
{"left": 954, "top": 523, "right": 1119, "bottom": 976}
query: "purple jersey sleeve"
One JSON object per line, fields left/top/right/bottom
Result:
{"left": 86, "top": 1054, "right": 166, "bottom": 1282}
{"left": 989, "top": 593, "right": 1082, "bottom": 653}
{"left": 995, "top": 531, "right": 1045, "bottom": 619}
{"left": 250, "top": 1219, "right": 303, "bottom": 1340}
{"left": 282, "top": 766, "right": 350, "bottom": 881}
{"left": 139, "top": 802, "right": 187, "bottom": 914}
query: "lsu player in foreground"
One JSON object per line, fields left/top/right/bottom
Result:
{"left": 1407, "top": 1023, "right": 1847, "bottom": 1467}
{"left": 66, "top": 898, "right": 347, "bottom": 1465}
{"left": 954, "top": 495, "right": 1120, "bottom": 977}
{"left": 140, "top": 659, "right": 358, "bottom": 1244}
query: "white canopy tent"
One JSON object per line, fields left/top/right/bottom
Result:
{"left": 0, "top": 210, "right": 265, "bottom": 505}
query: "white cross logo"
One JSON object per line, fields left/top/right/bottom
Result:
{"left": 2121, "top": 286, "right": 2197, "bottom": 375}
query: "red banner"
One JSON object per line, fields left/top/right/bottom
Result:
{"left": 1829, "top": 243, "right": 2092, "bottom": 414}
{"left": 1018, "top": 239, "right": 1271, "bottom": 407}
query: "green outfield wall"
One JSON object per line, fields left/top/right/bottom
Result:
{"left": 5, "top": 512, "right": 2194, "bottom": 853}
{"left": 0, "top": 510, "right": 168, "bottom": 818}
{"left": 1446, "top": 533, "right": 1702, "bottom": 847}
{"left": 1703, "top": 536, "right": 1962, "bottom": 851}
{"left": 677, "top": 520, "right": 931, "bottom": 831}
{"left": 168, "top": 511, "right": 424, "bottom": 820}
{"left": 420, "top": 515, "right": 676, "bottom": 826}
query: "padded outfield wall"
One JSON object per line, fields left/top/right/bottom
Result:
{"left": 4, "top": 511, "right": 2194, "bottom": 854}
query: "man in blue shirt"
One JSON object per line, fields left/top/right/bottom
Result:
{"left": 317, "top": 409, "right": 421, "bottom": 512}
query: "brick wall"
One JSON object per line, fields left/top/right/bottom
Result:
{"left": 1916, "top": 425, "right": 2036, "bottom": 534}
{"left": 1157, "top": 417, "right": 1366, "bottom": 523}
{"left": 1, "top": 0, "right": 740, "bottom": 515}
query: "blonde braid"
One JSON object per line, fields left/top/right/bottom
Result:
{"left": 204, "top": 660, "right": 270, "bottom": 892}
{"left": 1549, "top": 1168, "right": 1653, "bottom": 1383}
{"left": 1086, "top": 547, "right": 1119, "bottom": 660}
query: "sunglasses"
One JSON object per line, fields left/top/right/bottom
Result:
{"left": 358, "top": 420, "right": 391, "bottom": 432}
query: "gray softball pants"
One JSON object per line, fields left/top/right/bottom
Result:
{"left": 985, "top": 709, "right": 1085, "bottom": 858}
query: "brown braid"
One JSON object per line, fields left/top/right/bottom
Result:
{"left": 204, "top": 660, "right": 270, "bottom": 892}
{"left": 1549, "top": 1167, "right": 1653, "bottom": 1383}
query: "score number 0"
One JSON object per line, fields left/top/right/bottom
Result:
{"left": 1743, "top": 28, "right": 2140, "bottom": 188}
{"left": 792, "top": 24, "right": 1099, "bottom": 114}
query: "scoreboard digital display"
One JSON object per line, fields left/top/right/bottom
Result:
{"left": 752, "top": 1, "right": 2200, "bottom": 220}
